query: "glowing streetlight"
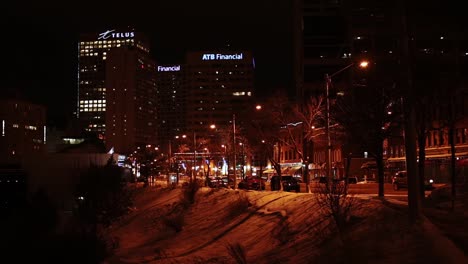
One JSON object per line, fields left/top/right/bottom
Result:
{"left": 359, "top": 60, "right": 369, "bottom": 68}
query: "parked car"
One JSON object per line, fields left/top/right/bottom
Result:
{"left": 271, "top": 175, "right": 300, "bottom": 192}
{"left": 208, "top": 177, "right": 226, "bottom": 188}
{"left": 221, "top": 176, "right": 235, "bottom": 188}
{"left": 345, "top": 176, "right": 358, "bottom": 184}
{"left": 238, "top": 176, "right": 265, "bottom": 190}
{"left": 392, "top": 170, "right": 434, "bottom": 191}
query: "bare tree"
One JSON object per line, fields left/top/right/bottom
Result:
{"left": 314, "top": 179, "right": 361, "bottom": 244}
{"left": 247, "top": 92, "right": 325, "bottom": 192}
{"left": 282, "top": 96, "right": 325, "bottom": 193}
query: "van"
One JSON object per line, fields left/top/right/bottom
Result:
{"left": 392, "top": 171, "right": 434, "bottom": 191}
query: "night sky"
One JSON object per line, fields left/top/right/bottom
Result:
{"left": 2, "top": 0, "right": 293, "bottom": 127}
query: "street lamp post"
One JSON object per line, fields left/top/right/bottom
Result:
{"left": 233, "top": 113, "right": 237, "bottom": 190}
{"left": 209, "top": 114, "right": 237, "bottom": 188}
{"left": 192, "top": 131, "right": 196, "bottom": 183}
{"left": 325, "top": 73, "right": 332, "bottom": 181}
{"left": 239, "top": 142, "right": 245, "bottom": 179}
{"left": 325, "top": 60, "right": 369, "bottom": 181}
{"left": 168, "top": 140, "right": 172, "bottom": 186}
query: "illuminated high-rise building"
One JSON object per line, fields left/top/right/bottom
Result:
{"left": 77, "top": 28, "right": 150, "bottom": 139}
{"left": 185, "top": 50, "right": 255, "bottom": 135}
{"left": 156, "top": 64, "right": 187, "bottom": 152}
{"left": 105, "top": 47, "right": 158, "bottom": 154}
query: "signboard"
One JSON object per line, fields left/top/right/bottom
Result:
{"left": 98, "top": 29, "right": 135, "bottom": 40}
{"left": 157, "top": 65, "right": 181, "bottom": 72}
{"left": 202, "top": 53, "right": 243, "bottom": 61}
{"left": 118, "top": 155, "right": 126, "bottom": 167}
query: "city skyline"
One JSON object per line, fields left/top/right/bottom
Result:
{"left": 2, "top": 1, "right": 293, "bottom": 128}
{"left": 2, "top": 0, "right": 465, "bottom": 128}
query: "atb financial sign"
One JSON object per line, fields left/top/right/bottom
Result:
{"left": 201, "top": 53, "right": 244, "bottom": 61}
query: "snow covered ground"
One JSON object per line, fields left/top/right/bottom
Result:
{"left": 104, "top": 185, "right": 467, "bottom": 264}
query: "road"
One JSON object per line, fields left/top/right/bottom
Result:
{"left": 301, "top": 182, "right": 435, "bottom": 199}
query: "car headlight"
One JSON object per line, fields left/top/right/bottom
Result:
{"left": 429, "top": 179, "right": 433, "bottom": 183}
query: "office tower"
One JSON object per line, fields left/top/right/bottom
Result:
{"left": 293, "top": 0, "right": 351, "bottom": 101}
{"left": 185, "top": 50, "right": 255, "bottom": 135}
{"left": 77, "top": 28, "right": 150, "bottom": 139}
{"left": 105, "top": 47, "right": 158, "bottom": 154}
{"left": 156, "top": 64, "right": 187, "bottom": 153}
{"left": 0, "top": 99, "right": 46, "bottom": 163}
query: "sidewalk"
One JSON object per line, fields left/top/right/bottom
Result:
{"left": 383, "top": 197, "right": 468, "bottom": 264}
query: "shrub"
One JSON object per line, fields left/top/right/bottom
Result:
{"left": 273, "top": 219, "right": 292, "bottom": 245}
{"left": 314, "top": 180, "right": 361, "bottom": 240}
{"left": 162, "top": 213, "right": 185, "bottom": 233}
{"left": 225, "top": 193, "right": 251, "bottom": 220}
{"left": 181, "top": 180, "right": 200, "bottom": 206}
{"left": 226, "top": 242, "right": 247, "bottom": 264}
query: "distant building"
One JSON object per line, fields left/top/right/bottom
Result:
{"left": 185, "top": 50, "right": 255, "bottom": 135}
{"left": 78, "top": 28, "right": 157, "bottom": 155}
{"left": 77, "top": 28, "right": 151, "bottom": 139}
{"left": 156, "top": 63, "right": 187, "bottom": 153}
{"left": 0, "top": 99, "right": 46, "bottom": 164}
{"left": 293, "top": 0, "right": 352, "bottom": 101}
{"left": 105, "top": 46, "right": 158, "bottom": 154}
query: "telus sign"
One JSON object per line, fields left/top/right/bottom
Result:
{"left": 157, "top": 65, "right": 181, "bottom": 72}
{"left": 98, "top": 29, "right": 135, "bottom": 40}
{"left": 202, "top": 53, "right": 243, "bottom": 61}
